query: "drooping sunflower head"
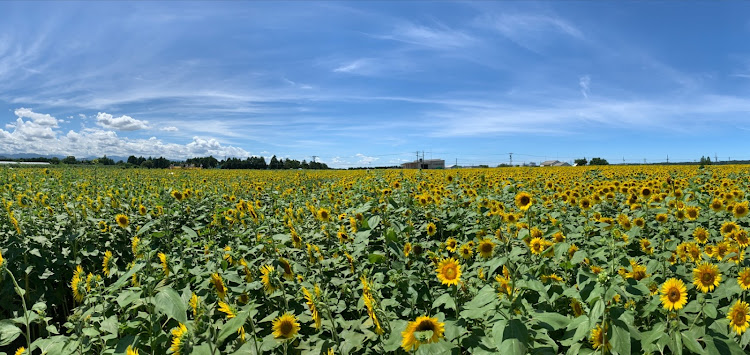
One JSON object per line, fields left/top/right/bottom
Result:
{"left": 272, "top": 312, "right": 300, "bottom": 339}
{"left": 515, "top": 192, "right": 533, "bottom": 211}
{"left": 728, "top": 300, "right": 750, "bottom": 335}
{"left": 401, "top": 315, "right": 445, "bottom": 352}
{"left": 436, "top": 258, "right": 461, "bottom": 286}
{"left": 404, "top": 242, "right": 412, "bottom": 257}
{"left": 570, "top": 298, "right": 584, "bottom": 317}
{"left": 659, "top": 278, "right": 688, "bottom": 311}
{"left": 477, "top": 238, "right": 495, "bottom": 259}
{"left": 115, "top": 214, "right": 129, "bottom": 228}
{"left": 278, "top": 258, "right": 294, "bottom": 280}
{"left": 102, "top": 250, "right": 113, "bottom": 277}
{"left": 721, "top": 221, "right": 739, "bottom": 236}
{"left": 692, "top": 262, "right": 721, "bottom": 293}
{"left": 735, "top": 229, "right": 750, "bottom": 248}
{"left": 211, "top": 273, "right": 226, "bottom": 300}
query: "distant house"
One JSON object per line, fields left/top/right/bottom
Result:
{"left": 540, "top": 160, "right": 571, "bottom": 167}
{"left": 401, "top": 159, "right": 445, "bottom": 169}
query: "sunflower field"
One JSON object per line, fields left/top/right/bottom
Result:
{"left": 2, "top": 165, "right": 750, "bottom": 354}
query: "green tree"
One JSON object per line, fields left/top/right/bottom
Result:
{"left": 589, "top": 157, "right": 609, "bottom": 165}
{"left": 574, "top": 158, "right": 588, "bottom": 166}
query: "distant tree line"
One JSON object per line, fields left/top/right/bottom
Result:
{"left": 574, "top": 157, "right": 609, "bottom": 166}
{"left": 0, "top": 154, "right": 329, "bottom": 169}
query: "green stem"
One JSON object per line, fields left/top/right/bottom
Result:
{"left": 6, "top": 269, "right": 32, "bottom": 353}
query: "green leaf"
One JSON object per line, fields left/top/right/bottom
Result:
{"left": 368, "top": 253, "right": 386, "bottom": 264}
{"left": 154, "top": 287, "right": 188, "bottom": 325}
{"left": 107, "top": 262, "right": 144, "bottom": 293}
{"left": 217, "top": 310, "right": 250, "bottom": 345}
{"left": 181, "top": 225, "right": 198, "bottom": 240}
{"left": 681, "top": 332, "right": 705, "bottom": 355}
{"left": 610, "top": 319, "right": 631, "bottom": 355}
{"left": 367, "top": 216, "right": 381, "bottom": 230}
{"left": 0, "top": 320, "right": 22, "bottom": 346}
{"left": 136, "top": 220, "right": 157, "bottom": 236}
{"left": 534, "top": 312, "right": 570, "bottom": 331}
{"left": 432, "top": 293, "right": 456, "bottom": 311}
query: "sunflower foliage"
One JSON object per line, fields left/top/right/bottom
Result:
{"left": 2, "top": 165, "right": 750, "bottom": 354}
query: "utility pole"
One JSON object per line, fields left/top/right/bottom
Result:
{"left": 509, "top": 152, "right": 513, "bottom": 166}
{"left": 644, "top": 158, "right": 646, "bottom": 164}
{"left": 311, "top": 155, "right": 318, "bottom": 163}
{"left": 666, "top": 155, "right": 669, "bottom": 164}
{"left": 455, "top": 158, "right": 458, "bottom": 167}
{"left": 416, "top": 151, "right": 420, "bottom": 163}
{"left": 715, "top": 153, "right": 718, "bottom": 163}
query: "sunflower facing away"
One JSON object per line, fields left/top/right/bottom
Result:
{"left": 170, "top": 323, "right": 188, "bottom": 355}
{"left": 693, "top": 262, "right": 721, "bottom": 293}
{"left": 401, "top": 315, "right": 445, "bottom": 351}
{"left": 302, "top": 285, "right": 321, "bottom": 329}
{"left": 272, "top": 312, "right": 300, "bottom": 339}
{"left": 436, "top": 258, "right": 461, "bottom": 286}
{"left": 728, "top": 300, "right": 750, "bottom": 335}
{"left": 660, "top": 278, "right": 688, "bottom": 311}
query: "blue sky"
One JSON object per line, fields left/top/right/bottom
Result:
{"left": 1, "top": 2, "right": 750, "bottom": 167}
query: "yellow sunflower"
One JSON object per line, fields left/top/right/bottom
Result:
{"left": 318, "top": 208, "right": 331, "bottom": 222}
{"left": 126, "top": 345, "right": 139, "bottom": 355}
{"left": 211, "top": 273, "right": 226, "bottom": 300}
{"left": 734, "top": 201, "right": 749, "bottom": 219}
{"left": 401, "top": 315, "right": 445, "bottom": 351}
{"left": 445, "top": 238, "right": 458, "bottom": 253}
{"left": 302, "top": 286, "right": 321, "bottom": 329}
{"left": 515, "top": 192, "right": 533, "bottom": 211}
{"left": 529, "top": 237, "right": 546, "bottom": 255}
{"left": 260, "top": 265, "right": 277, "bottom": 294}
{"left": 686, "top": 206, "right": 700, "bottom": 220}
{"left": 217, "top": 301, "right": 236, "bottom": 319}
{"left": 171, "top": 190, "right": 184, "bottom": 201}
{"left": 458, "top": 244, "right": 473, "bottom": 259}
{"left": 404, "top": 242, "right": 412, "bottom": 257}
{"left": 158, "top": 252, "right": 170, "bottom": 277}
{"left": 570, "top": 298, "right": 584, "bottom": 317}
{"left": 426, "top": 222, "right": 437, "bottom": 236}
{"left": 115, "top": 214, "right": 129, "bottom": 228}
{"left": 710, "top": 198, "right": 723, "bottom": 212}
{"left": 660, "top": 278, "right": 688, "bottom": 311}
{"left": 477, "top": 238, "right": 495, "bottom": 259}
{"left": 272, "top": 312, "right": 300, "bottom": 339}
{"left": 590, "top": 323, "right": 610, "bottom": 351}
{"left": 721, "top": 221, "right": 739, "bottom": 236}
{"left": 102, "top": 250, "right": 113, "bottom": 277}
{"left": 170, "top": 323, "right": 188, "bottom": 355}
{"left": 692, "top": 227, "right": 709, "bottom": 244}
{"left": 738, "top": 268, "right": 750, "bottom": 290}
{"left": 728, "top": 300, "right": 750, "bottom": 335}
{"left": 436, "top": 258, "right": 461, "bottom": 286}
{"left": 279, "top": 258, "right": 294, "bottom": 280}
{"left": 692, "top": 262, "right": 721, "bottom": 293}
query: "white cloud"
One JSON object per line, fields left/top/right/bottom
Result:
{"left": 355, "top": 153, "right": 379, "bottom": 165}
{"left": 14, "top": 107, "right": 59, "bottom": 127}
{"left": 480, "top": 13, "right": 583, "bottom": 53}
{"left": 0, "top": 109, "right": 249, "bottom": 159}
{"left": 579, "top": 75, "right": 591, "bottom": 99}
{"left": 160, "top": 126, "right": 178, "bottom": 132}
{"left": 334, "top": 58, "right": 371, "bottom": 73}
{"left": 377, "top": 23, "right": 477, "bottom": 49}
{"left": 95, "top": 112, "right": 150, "bottom": 131}
{"left": 78, "top": 114, "right": 87, "bottom": 119}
